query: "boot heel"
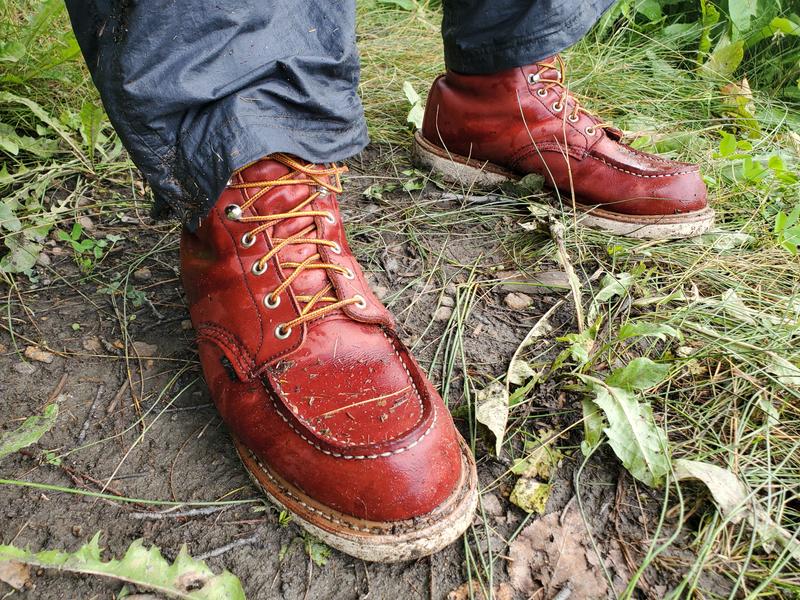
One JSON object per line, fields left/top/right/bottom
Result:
{"left": 412, "top": 131, "right": 516, "bottom": 188}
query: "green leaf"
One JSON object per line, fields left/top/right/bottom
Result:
{"left": 718, "top": 132, "right": 738, "bottom": 157}
{"left": 0, "top": 41, "right": 26, "bottom": 63}
{"left": 0, "top": 91, "right": 87, "bottom": 165}
{"left": 606, "top": 357, "right": 670, "bottom": 391}
{"left": 0, "top": 234, "right": 41, "bottom": 273}
{"left": 0, "top": 404, "right": 59, "bottom": 461}
{"left": 702, "top": 39, "right": 745, "bottom": 78}
{"left": 580, "top": 398, "right": 606, "bottom": 457}
{"left": 586, "top": 382, "right": 670, "bottom": 487}
{"left": 79, "top": 101, "right": 105, "bottom": 162}
{"left": 0, "top": 533, "right": 245, "bottom": 600}
{"left": 728, "top": 0, "right": 759, "bottom": 34}
{"left": 618, "top": 322, "right": 680, "bottom": 341}
{"left": 402, "top": 81, "right": 424, "bottom": 130}
{"left": 379, "top": 0, "right": 417, "bottom": 9}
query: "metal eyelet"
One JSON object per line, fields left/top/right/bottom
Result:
{"left": 568, "top": 114, "right": 580, "bottom": 123}
{"left": 225, "top": 204, "right": 242, "bottom": 221}
{"left": 317, "top": 186, "right": 330, "bottom": 197}
{"left": 251, "top": 261, "right": 268, "bottom": 276}
{"left": 324, "top": 212, "right": 336, "bottom": 225}
{"left": 264, "top": 294, "right": 281, "bottom": 309}
{"left": 241, "top": 232, "right": 256, "bottom": 248}
{"left": 343, "top": 268, "right": 355, "bottom": 280}
{"left": 275, "top": 324, "right": 292, "bottom": 339}
{"left": 330, "top": 242, "right": 342, "bottom": 255}
{"left": 527, "top": 73, "right": 540, "bottom": 85}
{"left": 586, "top": 126, "right": 597, "bottom": 136}
{"left": 552, "top": 102, "right": 564, "bottom": 113}
{"left": 537, "top": 88, "right": 548, "bottom": 98}
{"left": 353, "top": 294, "right": 367, "bottom": 309}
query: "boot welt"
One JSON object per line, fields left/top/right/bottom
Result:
{"left": 412, "top": 131, "right": 715, "bottom": 240}
{"left": 233, "top": 433, "right": 479, "bottom": 563}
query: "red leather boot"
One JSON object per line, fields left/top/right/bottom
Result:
{"left": 181, "top": 154, "right": 478, "bottom": 562}
{"left": 415, "top": 56, "right": 714, "bottom": 239}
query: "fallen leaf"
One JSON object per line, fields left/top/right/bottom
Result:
{"left": 0, "top": 560, "right": 30, "bottom": 590}
{"left": 132, "top": 341, "right": 158, "bottom": 356}
{"left": 509, "top": 505, "right": 609, "bottom": 599}
{"left": 0, "top": 404, "right": 59, "bottom": 461}
{"left": 475, "top": 381, "right": 508, "bottom": 456}
{"left": 0, "top": 532, "right": 245, "bottom": 600}
{"left": 509, "top": 480, "right": 552, "bottom": 514}
{"left": 675, "top": 459, "right": 800, "bottom": 560}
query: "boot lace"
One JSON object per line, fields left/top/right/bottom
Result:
{"left": 224, "top": 154, "right": 365, "bottom": 339}
{"left": 531, "top": 55, "right": 613, "bottom": 136}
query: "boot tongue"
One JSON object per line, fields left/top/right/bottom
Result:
{"left": 239, "top": 158, "right": 333, "bottom": 313}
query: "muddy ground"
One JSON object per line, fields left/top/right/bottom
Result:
{"left": 1, "top": 147, "right": 722, "bottom": 599}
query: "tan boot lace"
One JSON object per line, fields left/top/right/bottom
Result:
{"left": 224, "top": 154, "right": 365, "bottom": 339}
{"left": 531, "top": 55, "right": 613, "bottom": 136}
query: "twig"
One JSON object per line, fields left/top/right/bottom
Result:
{"left": 105, "top": 379, "right": 130, "bottom": 415}
{"left": 77, "top": 384, "right": 105, "bottom": 443}
{"left": 196, "top": 531, "right": 261, "bottom": 560}
{"left": 47, "top": 373, "right": 68, "bottom": 404}
{"left": 130, "top": 506, "right": 229, "bottom": 520}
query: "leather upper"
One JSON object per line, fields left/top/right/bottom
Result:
{"left": 421, "top": 58, "right": 709, "bottom": 216}
{"left": 181, "top": 156, "right": 464, "bottom": 522}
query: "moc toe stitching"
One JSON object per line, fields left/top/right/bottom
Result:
{"left": 270, "top": 329, "right": 426, "bottom": 447}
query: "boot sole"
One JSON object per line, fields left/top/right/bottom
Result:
{"left": 412, "top": 131, "right": 715, "bottom": 240}
{"left": 232, "top": 434, "right": 478, "bottom": 563}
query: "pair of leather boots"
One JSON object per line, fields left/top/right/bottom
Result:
{"left": 180, "top": 58, "right": 712, "bottom": 562}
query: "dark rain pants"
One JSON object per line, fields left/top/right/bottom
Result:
{"left": 65, "top": 1, "right": 614, "bottom": 228}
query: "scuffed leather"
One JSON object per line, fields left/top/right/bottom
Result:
{"left": 181, "top": 157, "right": 465, "bottom": 521}
{"left": 421, "top": 59, "right": 709, "bottom": 216}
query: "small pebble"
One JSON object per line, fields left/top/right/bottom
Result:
{"left": 505, "top": 292, "right": 533, "bottom": 311}
{"left": 24, "top": 346, "right": 55, "bottom": 364}
{"left": 77, "top": 216, "right": 95, "bottom": 231}
{"left": 133, "top": 267, "right": 152, "bottom": 281}
{"left": 370, "top": 284, "right": 389, "bottom": 301}
{"left": 433, "top": 306, "right": 453, "bottom": 321}
{"left": 481, "top": 493, "right": 504, "bottom": 516}
{"left": 36, "top": 252, "right": 51, "bottom": 267}
{"left": 13, "top": 362, "right": 37, "bottom": 375}
{"left": 440, "top": 295, "right": 455, "bottom": 308}
{"left": 181, "top": 320, "right": 193, "bottom": 330}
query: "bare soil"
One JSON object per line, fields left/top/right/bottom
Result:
{"left": 1, "top": 147, "right": 723, "bottom": 599}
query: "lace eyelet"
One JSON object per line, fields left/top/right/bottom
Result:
{"left": 527, "top": 73, "right": 540, "bottom": 85}
{"left": 353, "top": 294, "right": 367, "bottom": 309}
{"left": 324, "top": 212, "right": 336, "bottom": 225}
{"left": 275, "top": 324, "right": 292, "bottom": 339}
{"left": 225, "top": 204, "right": 242, "bottom": 221}
{"left": 343, "top": 268, "right": 355, "bottom": 280}
{"left": 552, "top": 102, "right": 564, "bottom": 113}
{"left": 586, "top": 126, "right": 597, "bottom": 136}
{"left": 330, "top": 242, "right": 342, "bottom": 255}
{"left": 264, "top": 294, "right": 281, "bottom": 309}
{"left": 568, "top": 114, "right": 580, "bottom": 123}
{"left": 251, "top": 261, "right": 268, "bottom": 276}
{"left": 241, "top": 232, "right": 256, "bottom": 248}
{"left": 537, "top": 88, "right": 548, "bottom": 98}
